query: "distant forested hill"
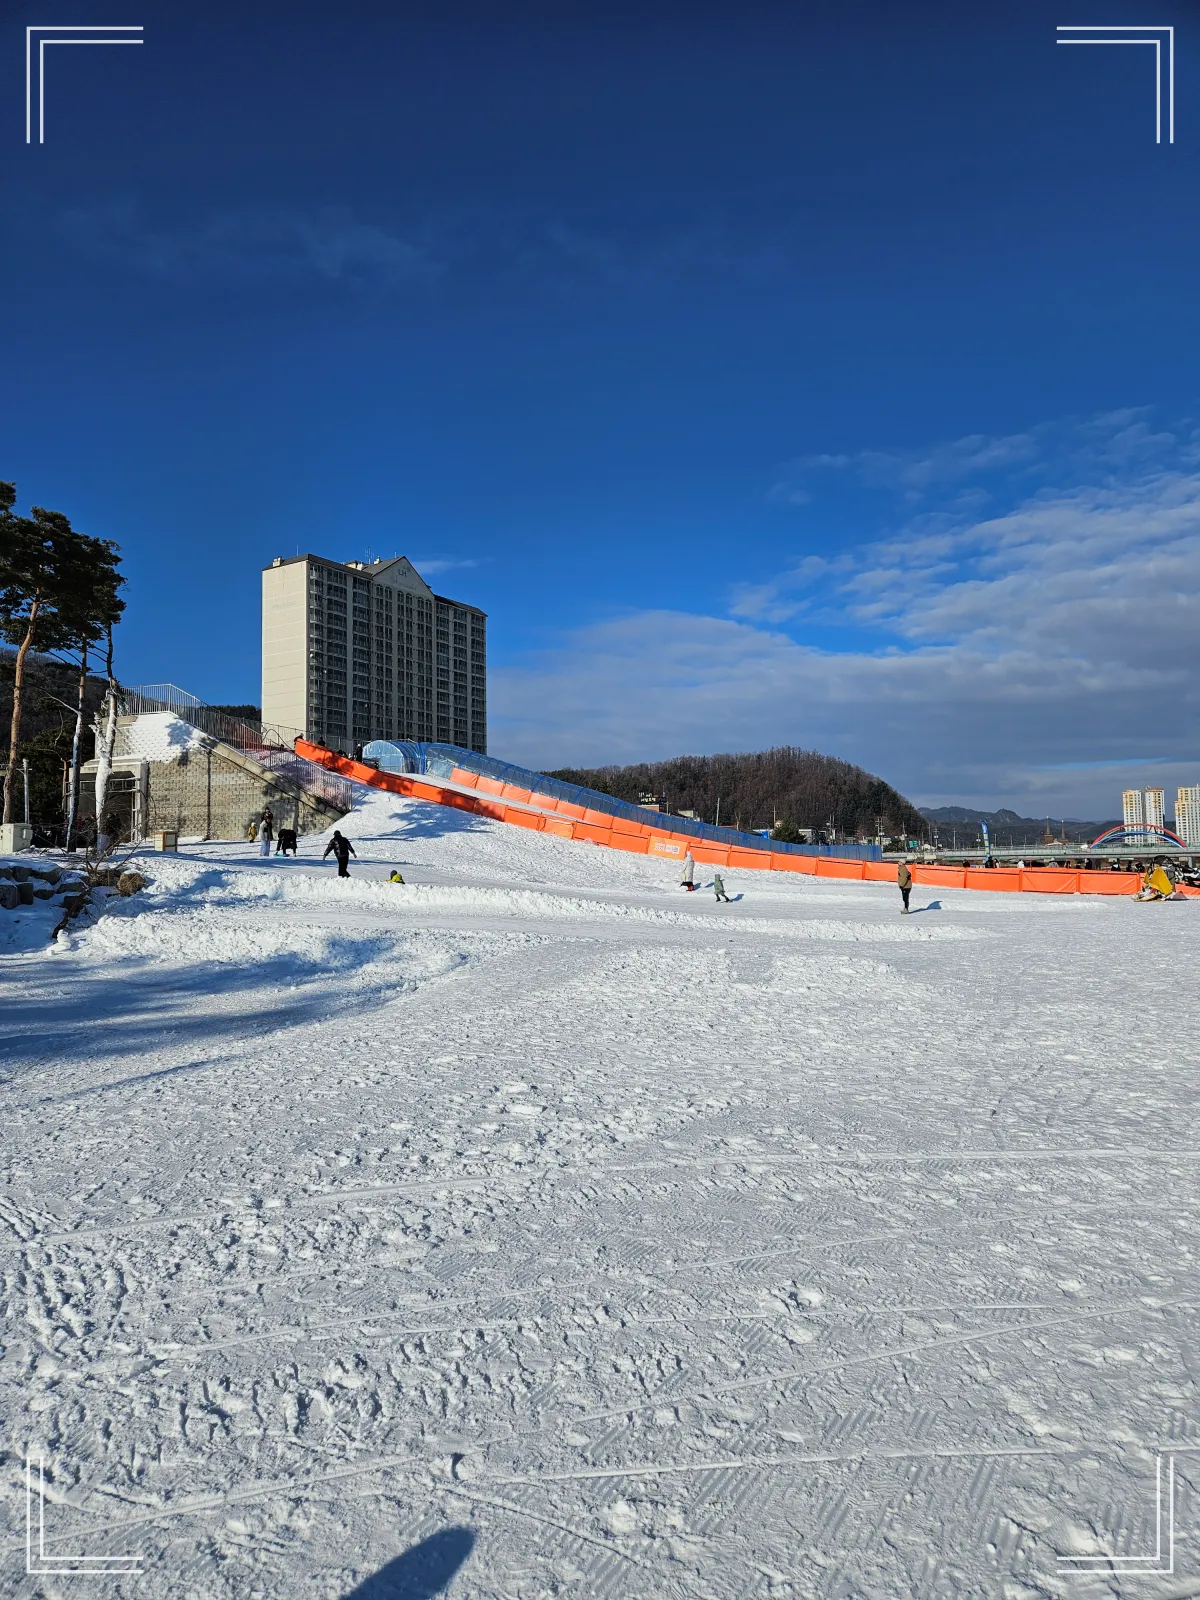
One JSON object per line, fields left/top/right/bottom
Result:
{"left": 546, "top": 747, "right": 927, "bottom": 840}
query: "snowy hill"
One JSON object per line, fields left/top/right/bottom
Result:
{"left": 2, "top": 787, "right": 1197, "bottom": 1598}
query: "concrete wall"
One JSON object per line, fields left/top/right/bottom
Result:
{"left": 142, "top": 746, "right": 337, "bottom": 839}
{"left": 262, "top": 557, "right": 309, "bottom": 736}
{"left": 81, "top": 745, "right": 341, "bottom": 842}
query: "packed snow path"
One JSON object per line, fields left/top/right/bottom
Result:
{"left": 1, "top": 792, "right": 1197, "bottom": 1599}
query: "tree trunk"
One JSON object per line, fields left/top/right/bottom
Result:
{"left": 94, "top": 626, "right": 119, "bottom": 852}
{"left": 65, "top": 641, "right": 88, "bottom": 852}
{"left": 3, "top": 596, "right": 40, "bottom": 825}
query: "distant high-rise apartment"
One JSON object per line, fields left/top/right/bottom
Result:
{"left": 1123, "top": 786, "right": 1166, "bottom": 844}
{"left": 262, "top": 554, "right": 486, "bottom": 753}
{"left": 1177, "top": 785, "right": 1200, "bottom": 847}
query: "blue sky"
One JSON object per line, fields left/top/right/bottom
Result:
{"left": 2, "top": 0, "right": 1198, "bottom": 815}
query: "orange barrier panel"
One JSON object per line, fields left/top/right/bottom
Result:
{"left": 475, "top": 775, "right": 506, "bottom": 797}
{"left": 435, "top": 786, "right": 487, "bottom": 815}
{"left": 500, "top": 784, "right": 533, "bottom": 804}
{"left": 611, "top": 814, "right": 648, "bottom": 838}
{"left": 502, "top": 806, "right": 544, "bottom": 832}
{"left": 574, "top": 824, "right": 612, "bottom": 846}
{"left": 409, "top": 778, "right": 451, "bottom": 803}
{"left": 1085, "top": 872, "right": 1141, "bottom": 895}
{"left": 815, "top": 859, "right": 866, "bottom": 881}
{"left": 296, "top": 738, "right": 334, "bottom": 767}
{"left": 553, "top": 800, "right": 589, "bottom": 822}
{"left": 647, "top": 836, "right": 690, "bottom": 859}
{"left": 728, "top": 847, "right": 769, "bottom": 872}
{"left": 543, "top": 818, "right": 575, "bottom": 839}
{"left": 768, "top": 852, "right": 811, "bottom": 874}
{"left": 689, "top": 844, "right": 731, "bottom": 867}
{"left": 1019, "top": 870, "right": 1079, "bottom": 894}
{"left": 609, "top": 831, "right": 650, "bottom": 854}
{"left": 965, "top": 869, "right": 1021, "bottom": 892}
{"left": 914, "top": 866, "right": 968, "bottom": 889}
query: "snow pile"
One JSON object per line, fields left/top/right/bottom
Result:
{"left": 0, "top": 897, "right": 66, "bottom": 954}
{"left": 61, "top": 856, "right": 476, "bottom": 989}
{"left": 77, "top": 906, "right": 443, "bottom": 977}
{"left": 120, "top": 710, "right": 211, "bottom": 762}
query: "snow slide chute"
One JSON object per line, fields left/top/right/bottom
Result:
{"left": 296, "top": 740, "right": 1193, "bottom": 899}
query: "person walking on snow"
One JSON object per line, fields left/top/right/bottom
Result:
{"left": 323, "top": 830, "right": 357, "bottom": 878}
{"left": 258, "top": 806, "right": 274, "bottom": 858}
{"left": 897, "top": 857, "right": 913, "bottom": 914}
{"left": 680, "top": 852, "right": 696, "bottom": 891}
{"left": 713, "top": 872, "right": 730, "bottom": 903}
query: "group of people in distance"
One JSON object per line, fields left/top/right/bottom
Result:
{"left": 247, "top": 806, "right": 355, "bottom": 875}
{"left": 247, "top": 806, "right": 297, "bottom": 857}
{"left": 247, "top": 809, "right": 408, "bottom": 882}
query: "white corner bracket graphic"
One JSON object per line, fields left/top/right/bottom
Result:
{"left": 1056, "top": 1453, "right": 1175, "bottom": 1578}
{"left": 25, "top": 1456, "right": 142, "bottom": 1577}
{"left": 1057, "top": 25, "right": 1175, "bottom": 143}
{"left": 25, "top": 24, "right": 144, "bottom": 144}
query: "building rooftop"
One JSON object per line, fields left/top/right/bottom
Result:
{"left": 264, "top": 553, "right": 486, "bottom": 615}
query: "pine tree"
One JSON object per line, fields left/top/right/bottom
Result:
{"left": 0, "top": 484, "right": 124, "bottom": 829}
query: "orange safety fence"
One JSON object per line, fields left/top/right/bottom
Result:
{"left": 297, "top": 741, "right": 1196, "bottom": 899}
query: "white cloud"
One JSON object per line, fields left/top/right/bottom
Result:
{"left": 771, "top": 410, "right": 1200, "bottom": 505}
{"left": 61, "top": 201, "right": 438, "bottom": 289}
{"left": 413, "top": 557, "right": 483, "bottom": 577}
{"left": 59, "top": 205, "right": 808, "bottom": 296}
{"left": 490, "top": 460, "right": 1200, "bottom": 817}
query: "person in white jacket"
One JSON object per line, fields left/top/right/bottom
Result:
{"left": 680, "top": 852, "right": 696, "bottom": 891}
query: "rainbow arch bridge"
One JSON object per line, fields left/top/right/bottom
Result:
{"left": 1090, "top": 824, "right": 1188, "bottom": 850}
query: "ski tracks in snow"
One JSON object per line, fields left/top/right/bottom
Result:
{"left": 2, "top": 803, "right": 1199, "bottom": 1596}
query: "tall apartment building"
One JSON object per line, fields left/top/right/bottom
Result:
{"left": 1177, "top": 785, "right": 1200, "bottom": 847}
{"left": 1122, "top": 786, "right": 1166, "bottom": 843}
{"left": 262, "top": 554, "right": 486, "bottom": 753}
{"left": 1144, "top": 787, "right": 1165, "bottom": 834}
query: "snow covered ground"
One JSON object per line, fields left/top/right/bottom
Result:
{"left": 2, "top": 790, "right": 1198, "bottom": 1599}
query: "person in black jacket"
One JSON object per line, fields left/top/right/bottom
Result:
{"left": 323, "top": 830, "right": 357, "bottom": 878}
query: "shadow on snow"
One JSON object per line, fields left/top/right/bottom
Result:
{"left": 343, "top": 1527, "right": 476, "bottom": 1599}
